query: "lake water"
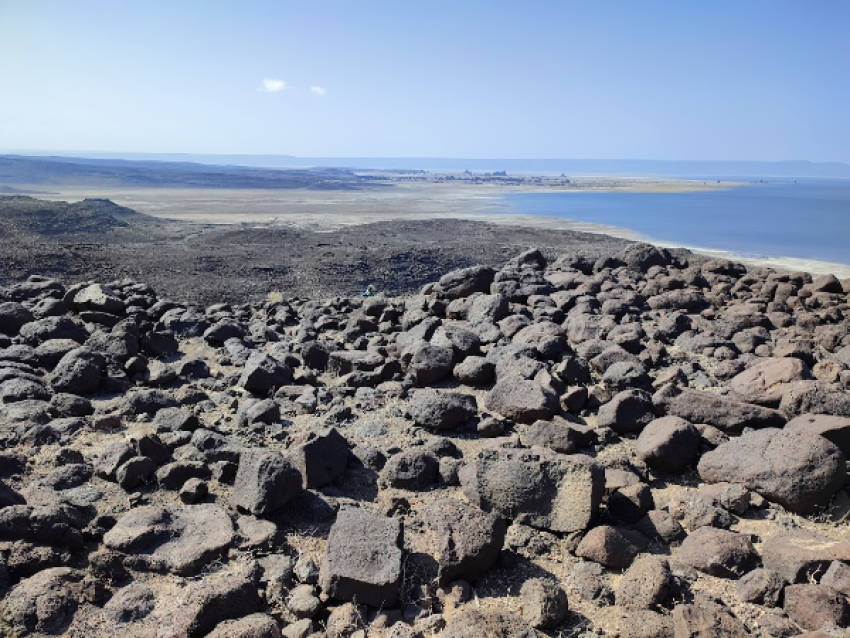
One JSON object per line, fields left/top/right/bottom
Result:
{"left": 495, "top": 179, "right": 850, "bottom": 267}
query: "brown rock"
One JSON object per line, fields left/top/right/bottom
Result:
{"left": 729, "top": 357, "right": 810, "bottom": 407}
{"left": 762, "top": 529, "right": 850, "bottom": 583}
{"left": 783, "top": 584, "right": 849, "bottom": 632}
{"left": 785, "top": 413, "right": 850, "bottom": 457}
{"left": 736, "top": 568, "right": 785, "bottom": 607}
{"left": 697, "top": 428, "right": 846, "bottom": 515}
{"left": 677, "top": 527, "right": 758, "bottom": 578}
{"left": 484, "top": 378, "right": 559, "bottom": 424}
{"left": 653, "top": 383, "right": 786, "bottom": 431}
{"left": 440, "top": 608, "right": 537, "bottom": 638}
{"left": 821, "top": 561, "right": 850, "bottom": 597}
{"left": 575, "top": 525, "right": 640, "bottom": 569}
{"left": 636, "top": 416, "right": 700, "bottom": 473}
{"left": 672, "top": 601, "right": 749, "bottom": 637}
{"left": 615, "top": 555, "right": 671, "bottom": 611}
{"left": 519, "top": 578, "right": 568, "bottom": 629}
{"left": 621, "top": 610, "right": 673, "bottom": 638}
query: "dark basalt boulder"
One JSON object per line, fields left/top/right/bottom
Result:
{"left": 103, "top": 504, "right": 234, "bottom": 576}
{"left": 232, "top": 450, "right": 303, "bottom": 515}
{"left": 438, "top": 265, "right": 496, "bottom": 299}
{"left": 461, "top": 448, "right": 604, "bottom": 533}
{"left": 677, "top": 527, "right": 759, "bottom": 578}
{"left": 0, "top": 302, "right": 34, "bottom": 337}
{"left": 484, "top": 379, "right": 559, "bottom": 424}
{"left": 698, "top": 428, "right": 846, "bottom": 514}
{"left": 166, "top": 574, "right": 262, "bottom": 638}
{"left": 0, "top": 567, "right": 84, "bottom": 636}
{"left": 238, "top": 352, "right": 293, "bottom": 395}
{"left": 318, "top": 508, "right": 403, "bottom": 608}
{"left": 636, "top": 416, "right": 700, "bottom": 473}
{"left": 422, "top": 498, "right": 506, "bottom": 586}
{"left": 287, "top": 428, "right": 349, "bottom": 489}
{"left": 440, "top": 608, "right": 537, "bottom": 638}
{"left": 761, "top": 529, "right": 850, "bottom": 583}
{"left": 407, "top": 389, "right": 477, "bottom": 429}
{"left": 653, "top": 383, "right": 786, "bottom": 431}
{"left": 48, "top": 348, "right": 104, "bottom": 395}
{"left": 381, "top": 449, "right": 439, "bottom": 490}
{"left": 729, "top": 357, "right": 811, "bottom": 407}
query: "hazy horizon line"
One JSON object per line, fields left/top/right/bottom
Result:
{"left": 2, "top": 149, "right": 849, "bottom": 166}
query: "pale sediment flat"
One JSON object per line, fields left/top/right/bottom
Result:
{"left": 35, "top": 181, "right": 849, "bottom": 278}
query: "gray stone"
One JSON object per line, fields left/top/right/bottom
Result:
{"left": 453, "top": 355, "right": 495, "bottom": 385}
{"left": 407, "top": 389, "right": 477, "bottom": 429}
{"left": 729, "top": 357, "right": 811, "bottom": 407}
{"left": 736, "top": 568, "right": 785, "bottom": 607}
{"left": 783, "top": 584, "right": 849, "bottom": 632}
{"left": 575, "top": 525, "right": 640, "bottom": 569}
{"left": 621, "top": 610, "right": 674, "bottom": 638}
{"left": 103, "top": 582, "right": 156, "bottom": 624}
{"left": 0, "top": 567, "right": 83, "bottom": 636}
{"left": 440, "top": 608, "right": 537, "bottom": 638}
{"left": 50, "top": 348, "right": 106, "bottom": 394}
{"left": 233, "top": 449, "right": 303, "bottom": 515}
{"left": 166, "top": 574, "right": 261, "bottom": 638}
{"left": 779, "top": 381, "right": 850, "bottom": 418}
{"left": 519, "top": 578, "right": 568, "bottom": 629}
{"left": 103, "top": 504, "right": 234, "bottom": 576}
{"left": 239, "top": 352, "right": 293, "bottom": 395}
{"left": 382, "top": 449, "right": 439, "bottom": 490}
{"left": 785, "top": 413, "right": 850, "bottom": 457}
{"left": 422, "top": 498, "right": 506, "bottom": 585}
{"left": 0, "top": 302, "right": 34, "bottom": 336}
{"left": 319, "top": 508, "right": 402, "bottom": 607}
{"left": 153, "top": 407, "right": 199, "bottom": 432}
{"left": 438, "top": 265, "right": 496, "bottom": 299}
{"left": 821, "top": 561, "right": 850, "bottom": 597}
{"left": 461, "top": 447, "right": 603, "bottom": 533}
{"left": 672, "top": 601, "right": 749, "bottom": 638}
{"left": 287, "top": 428, "right": 349, "bottom": 489}
{"left": 409, "top": 344, "right": 454, "bottom": 385}
{"left": 636, "top": 416, "right": 700, "bottom": 473}
{"left": 484, "top": 379, "right": 559, "bottom": 424}
{"left": 207, "top": 614, "right": 282, "bottom": 638}
{"left": 597, "top": 389, "right": 655, "bottom": 434}
{"left": 677, "top": 527, "right": 759, "bottom": 578}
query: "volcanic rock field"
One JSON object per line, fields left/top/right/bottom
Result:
{"left": 1, "top": 240, "right": 850, "bottom": 637}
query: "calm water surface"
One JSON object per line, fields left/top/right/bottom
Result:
{"left": 496, "top": 180, "right": 850, "bottom": 266}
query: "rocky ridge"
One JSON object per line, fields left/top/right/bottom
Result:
{"left": 0, "top": 243, "right": 849, "bottom": 636}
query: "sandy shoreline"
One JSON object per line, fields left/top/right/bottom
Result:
{"left": 33, "top": 182, "right": 850, "bottom": 279}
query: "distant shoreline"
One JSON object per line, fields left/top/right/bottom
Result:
{"left": 26, "top": 182, "right": 850, "bottom": 278}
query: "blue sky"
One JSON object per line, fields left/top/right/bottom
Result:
{"left": 1, "top": 1, "right": 848, "bottom": 161}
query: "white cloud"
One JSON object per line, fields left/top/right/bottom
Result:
{"left": 310, "top": 86, "right": 327, "bottom": 96}
{"left": 259, "top": 78, "right": 288, "bottom": 92}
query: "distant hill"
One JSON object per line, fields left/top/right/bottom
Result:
{"left": 3, "top": 152, "right": 849, "bottom": 178}
{"left": 0, "top": 195, "right": 153, "bottom": 239}
{"left": 0, "top": 155, "right": 371, "bottom": 189}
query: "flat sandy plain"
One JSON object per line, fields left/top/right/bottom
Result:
{"left": 35, "top": 179, "right": 850, "bottom": 278}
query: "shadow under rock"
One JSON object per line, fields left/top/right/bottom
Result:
{"left": 267, "top": 491, "right": 338, "bottom": 539}
{"left": 400, "top": 551, "right": 440, "bottom": 605}
{"left": 319, "top": 464, "right": 379, "bottom": 504}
